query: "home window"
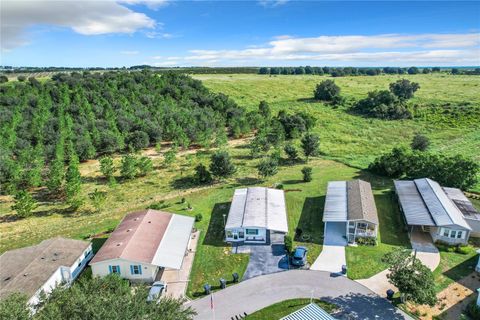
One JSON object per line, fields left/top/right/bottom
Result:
{"left": 226, "top": 230, "right": 233, "bottom": 238}
{"left": 457, "top": 231, "right": 463, "bottom": 239}
{"left": 238, "top": 231, "right": 245, "bottom": 238}
{"left": 450, "top": 230, "right": 457, "bottom": 238}
{"left": 246, "top": 229, "right": 258, "bottom": 235}
{"left": 131, "top": 265, "right": 142, "bottom": 275}
{"left": 443, "top": 228, "right": 449, "bottom": 237}
{"left": 110, "top": 265, "right": 120, "bottom": 274}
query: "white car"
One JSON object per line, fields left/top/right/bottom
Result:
{"left": 147, "top": 281, "right": 167, "bottom": 302}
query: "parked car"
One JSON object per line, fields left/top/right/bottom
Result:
{"left": 147, "top": 281, "right": 167, "bottom": 302}
{"left": 291, "top": 246, "right": 308, "bottom": 267}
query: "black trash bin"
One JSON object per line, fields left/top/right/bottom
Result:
{"left": 219, "top": 278, "right": 226, "bottom": 289}
{"left": 341, "top": 265, "right": 347, "bottom": 274}
{"left": 204, "top": 284, "right": 211, "bottom": 295}
{"left": 386, "top": 289, "right": 395, "bottom": 300}
{"left": 232, "top": 273, "right": 239, "bottom": 283}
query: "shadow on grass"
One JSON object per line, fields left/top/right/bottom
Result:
{"left": 234, "top": 177, "right": 262, "bottom": 187}
{"left": 295, "top": 196, "right": 325, "bottom": 244}
{"left": 92, "top": 237, "right": 108, "bottom": 253}
{"left": 283, "top": 179, "right": 304, "bottom": 185}
{"left": 203, "top": 202, "right": 231, "bottom": 247}
{"left": 442, "top": 255, "right": 478, "bottom": 284}
{"left": 170, "top": 175, "right": 200, "bottom": 190}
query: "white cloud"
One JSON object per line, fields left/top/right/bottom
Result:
{"left": 258, "top": 0, "right": 289, "bottom": 8}
{"left": 145, "top": 31, "right": 176, "bottom": 39}
{"left": 1, "top": 0, "right": 158, "bottom": 50}
{"left": 120, "top": 50, "right": 140, "bottom": 55}
{"left": 119, "top": 0, "right": 168, "bottom": 10}
{"left": 178, "top": 33, "right": 480, "bottom": 66}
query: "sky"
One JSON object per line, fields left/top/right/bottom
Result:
{"left": 1, "top": 0, "right": 479, "bottom": 67}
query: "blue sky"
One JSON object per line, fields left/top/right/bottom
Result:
{"left": 2, "top": 1, "right": 479, "bottom": 67}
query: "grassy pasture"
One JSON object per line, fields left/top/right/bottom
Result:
{"left": 195, "top": 73, "right": 480, "bottom": 191}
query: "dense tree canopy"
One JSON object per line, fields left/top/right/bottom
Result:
{"left": 0, "top": 275, "right": 195, "bottom": 320}
{"left": 0, "top": 71, "right": 250, "bottom": 194}
{"left": 369, "top": 147, "right": 479, "bottom": 189}
{"left": 389, "top": 79, "right": 420, "bottom": 101}
{"left": 313, "top": 80, "right": 342, "bottom": 104}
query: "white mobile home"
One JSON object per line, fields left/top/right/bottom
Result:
{"left": 90, "top": 210, "right": 194, "bottom": 282}
{"left": 0, "top": 237, "right": 92, "bottom": 306}
{"left": 225, "top": 187, "right": 288, "bottom": 244}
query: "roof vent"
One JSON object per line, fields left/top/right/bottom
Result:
{"left": 126, "top": 229, "right": 131, "bottom": 232}
{"left": 23, "top": 273, "right": 28, "bottom": 277}
{"left": 116, "top": 243, "right": 122, "bottom": 247}
{"left": 41, "top": 257, "right": 45, "bottom": 260}
{"left": 4, "top": 277, "right": 11, "bottom": 282}
{"left": 148, "top": 221, "right": 152, "bottom": 224}
{"left": 134, "top": 218, "right": 139, "bottom": 221}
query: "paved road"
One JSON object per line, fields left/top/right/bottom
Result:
{"left": 188, "top": 270, "right": 412, "bottom": 320}
{"left": 311, "top": 222, "right": 347, "bottom": 273}
{"left": 242, "top": 243, "right": 289, "bottom": 280}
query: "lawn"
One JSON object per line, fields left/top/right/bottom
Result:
{"left": 433, "top": 246, "right": 479, "bottom": 292}
{"left": 246, "top": 298, "right": 337, "bottom": 320}
{"left": 195, "top": 73, "right": 480, "bottom": 191}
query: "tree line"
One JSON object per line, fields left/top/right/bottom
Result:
{"left": 0, "top": 70, "right": 251, "bottom": 196}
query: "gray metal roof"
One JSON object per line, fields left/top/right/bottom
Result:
{"left": 394, "top": 179, "right": 471, "bottom": 229}
{"left": 280, "top": 303, "right": 337, "bottom": 320}
{"left": 225, "top": 187, "right": 288, "bottom": 233}
{"left": 322, "top": 181, "right": 348, "bottom": 222}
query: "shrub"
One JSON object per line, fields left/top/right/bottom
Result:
{"left": 284, "top": 235, "right": 293, "bottom": 254}
{"left": 148, "top": 200, "right": 169, "bottom": 210}
{"left": 301, "top": 166, "right": 313, "bottom": 182}
{"left": 352, "top": 90, "right": 411, "bottom": 120}
{"left": 466, "top": 300, "right": 480, "bottom": 319}
{"left": 356, "top": 237, "right": 377, "bottom": 246}
{"left": 284, "top": 144, "right": 298, "bottom": 163}
{"left": 210, "top": 151, "right": 236, "bottom": 179}
{"left": 257, "top": 157, "right": 278, "bottom": 178}
{"left": 389, "top": 79, "right": 420, "bottom": 101}
{"left": 195, "top": 213, "right": 203, "bottom": 222}
{"left": 313, "top": 80, "right": 342, "bottom": 104}
{"left": 411, "top": 133, "right": 430, "bottom": 151}
{"left": 194, "top": 164, "right": 213, "bottom": 184}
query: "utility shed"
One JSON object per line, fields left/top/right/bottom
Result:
{"left": 394, "top": 178, "right": 477, "bottom": 244}
{"left": 90, "top": 210, "right": 194, "bottom": 282}
{"left": 0, "top": 238, "right": 92, "bottom": 306}
{"left": 323, "top": 180, "right": 379, "bottom": 243}
{"left": 225, "top": 187, "right": 288, "bottom": 244}
{"left": 280, "top": 303, "right": 337, "bottom": 320}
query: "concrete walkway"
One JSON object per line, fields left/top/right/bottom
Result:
{"left": 188, "top": 270, "right": 412, "bottom": 320}
{"left": 356, "top": 228, "right": 440, "bottom": 297}
{"left": 311, "top": 222, "right": 347, "bottom": 273}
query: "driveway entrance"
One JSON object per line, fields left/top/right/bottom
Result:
{"left": 310, "top": 222, "right": 347, "bottom": 273}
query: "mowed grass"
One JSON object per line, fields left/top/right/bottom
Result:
{"left": 246, "top": 298, "right": 337, "bottom": 320}
{"left": 195, "top": 73, "right": 480, "bottom": 191}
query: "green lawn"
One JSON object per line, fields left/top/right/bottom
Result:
{"left": 246, "top": 298, "right": 337, "bottom": 320}
{"left": 196, "top": 73, "right": 480, "bottom": 192}
{"left": 433, "top": 246, "right": 478, "bottom": 292}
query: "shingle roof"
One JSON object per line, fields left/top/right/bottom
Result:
{"left": 394, "top": 178, "right": 471, "bottom": 230}
{"left": 225, "top": 187, "right": 288, "bottom": 233}
{"left": 0, "top": 237, "right": 90, "bottom": 300}
{"left": 280, "top": 303, "right": 337, "bottom": 320}
{"left": 323, "top": 180, "right": 378, "bottom": 225}
{"left": 347, "top": 180, "right": 379, "bottom": 224}
{"left": 90, "top": 210, "right": 194, "bottom": 269}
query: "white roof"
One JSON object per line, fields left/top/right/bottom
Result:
{"left": 152, "top": 214, "right": 194, "bottom": 269}
{"left": 225, "top": 187, "right": 288, "bottom": 233}
{"left": 395, "top": 178, "right": 471, "bottom": 230}
{"left": 323, "top": 181, "right": 348, "bottom": 222}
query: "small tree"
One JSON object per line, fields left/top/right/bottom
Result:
{"left": 0, "top": 75, "right": 8, "bottom": 83}
{"left": 284, "top": 235, "right": 293, "bottom": 254}
{"left": 89, "top": 189, "right": 106, "bottom": 213}
{"left": 120, "top": 154, "right": 137, "bottom": 180}
{"left": 410, "top": 133, "right": 430, "bottom": 151}
{"left": 389, "top": 79, "right": 420, "bottom": 101}
{"left": 126, "top": 130, "right": 149, "bottom": 152}
{"left": 209, "top": 151, "right": 236, "bottom": 179}
{"left": 382, "top": 250, "right": 437, "bottom": 306}
{"left": 194, "top": 164, "right": 212, "bottom": 184}
{"left": 65, "top": 155, "right": 82, "bottom": 202}
{"left": 137, "top": 156, "right": 153, "bottom": 177}
{"left": 163, "top": 148, "right": 177, "bottom": 166}
{"left": 313, "top": 80, "right": 342, "bottom": 104}
{"left": 301, "top": 133, "right": 320, "bottom": 162}
{"left": 284, "top": 144, "right": 298, "bottom": 163}
{"left": 258, "top": 100, "right": 271, "bottom": 118}
{"left": 11, "top": 190, "right": 37, "bottom": 218}
{"left": 257, "top": 157, "right": 278, "bottom": 179}
{"left": 301, "top": 166, "right": 313, "bottom": 182}
{"left": 99, "top": 156, "right": 116, "bottom": 185}
{"left": 46, "top": 158, "right": 64, "bottom": 195}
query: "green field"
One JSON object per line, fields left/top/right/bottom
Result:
{"left": 195, "top": 73, "right": 480, "bottom": 191}
{"left": 0, "top": 73, "right": 479, "bottom": 299}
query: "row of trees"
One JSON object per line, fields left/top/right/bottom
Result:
{"left": 0, "top": 275, "right": 195, "bottom": 320}
{"left": 368, "top": 147, "right": 479, "bottom": 189}
{"left": 0, "top": 71, "right": 251, "bottom": 195}
{"left": 258, "top": 66, "right": 461, "bottom": 77}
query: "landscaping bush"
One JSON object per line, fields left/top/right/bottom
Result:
{"left": 356, "top": 236, "right": 377, "bottom": 246}
{"left": 148, "top": 200, "right": 169, "bottom": 210}
{"left": 195, "top": 213, "right": 203, "bottom": 222}
{"left": 301, "top": 166, "right": 313, "bottom": 182}
{"left": 284, "top": 235, "right": 293, "bottom": 254}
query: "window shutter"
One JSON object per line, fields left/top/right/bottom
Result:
{"left": 117, "top": 265, "right": 120, "bottom": 274}
{"left": 108, "top": 265, "right": 113, "bottom": 274}
{"left": 130, "top": 265, "right": 134, "bottom": 274}
{"left": 439, "top": 227, "right": 444, "bottom": 235}
{"left": 138, "top": 265, "right": 142, "bottom": 275}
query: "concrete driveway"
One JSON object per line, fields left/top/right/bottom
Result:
{"left": 311, "top": 222, "right": 347, "bottom": 273}
{"left": 188, "top": 270, "right": 412, "bottom": 320}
